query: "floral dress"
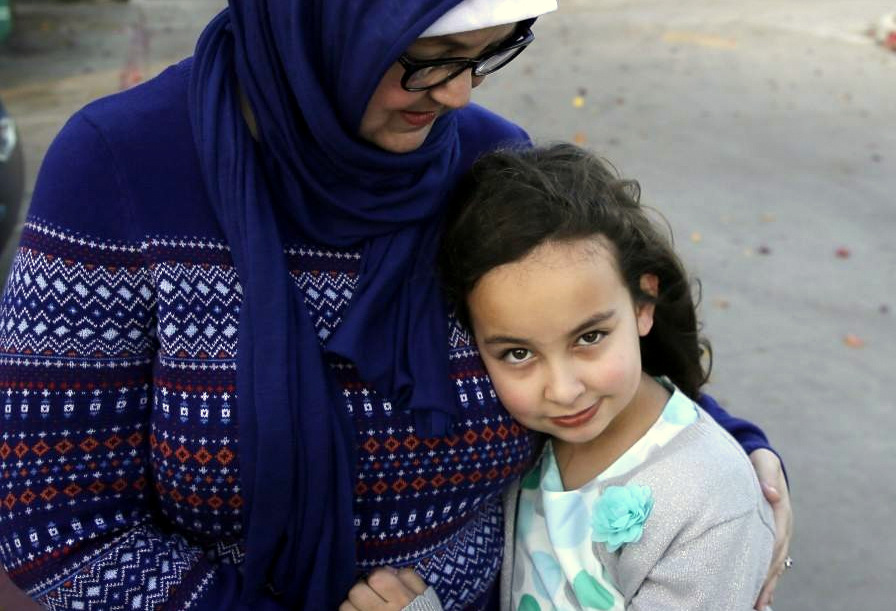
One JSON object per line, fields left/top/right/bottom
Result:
{"left": 511, "top": 384, "right": 699, "bottom": 611}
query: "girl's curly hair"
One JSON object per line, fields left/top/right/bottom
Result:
{"left": 440, "top": 143, "right": 711, "bottom": 400}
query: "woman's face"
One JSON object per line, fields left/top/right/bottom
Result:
{"left": 359, "top": 23, "right": 517, "bottom": 154}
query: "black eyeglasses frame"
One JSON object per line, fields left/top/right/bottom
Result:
{"left": 397, "top": 28, "right": 535, "bottom": 92}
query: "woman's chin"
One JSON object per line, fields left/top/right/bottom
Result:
{"left": 365, "top": 126, "right": 433, "bottom": 154}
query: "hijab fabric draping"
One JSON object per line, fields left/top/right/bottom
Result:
{"left": 189, "top": 0, "right": 469, "bottom": 606}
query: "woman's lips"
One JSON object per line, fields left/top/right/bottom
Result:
{"left": 400, "top": 110, "right": 437, "bottom": 127}
{"left": 550, "top": 402, "right": 600, "bottom": 428}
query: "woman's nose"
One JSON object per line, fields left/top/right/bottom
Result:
{"left": 428, "top": 69, "right": 475, "bottom": 109}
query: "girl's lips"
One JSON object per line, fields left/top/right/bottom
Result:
{"left": 550, "top": 402, "right": 600, "bottom": 428}
{"left": 400, "top": 110, "right": 437, "bottom": 127}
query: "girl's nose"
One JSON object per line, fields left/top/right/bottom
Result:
{"left": 543, "top": 362, "right": 586, "bottom": 406}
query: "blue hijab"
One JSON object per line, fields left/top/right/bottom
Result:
{"left": 188, "top": 0, "right": 480, "bottom": 607}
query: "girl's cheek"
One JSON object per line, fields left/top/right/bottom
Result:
{"left": 593, "top": 351, "right": 637, "bottom": 389}
{"left": 491, "top": 378, "right": 537, "bottom": 421}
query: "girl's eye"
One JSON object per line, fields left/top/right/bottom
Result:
{"left": 577, "top": 330, "right": 605, "bottom": 346}
{"left": 502, "top": 348, "right": 533, "bottom": 364}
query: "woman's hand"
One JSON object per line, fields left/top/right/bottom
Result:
{"left": 750, "top": 448, "right": 793, "bottom": 610}
{"left": 340, "top": 567, "right": 437, "bottom": 611}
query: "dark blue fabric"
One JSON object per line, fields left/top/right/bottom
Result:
{"left": 697, "top": 393, "right": 787, "bottom": 483}
{"left": 188, "top": 0, "right": 476, "bottom": 607}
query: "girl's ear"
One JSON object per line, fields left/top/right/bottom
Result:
{"left": 636, "top": 273, "right": 659, "bottom": 337}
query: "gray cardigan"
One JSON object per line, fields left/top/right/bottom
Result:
{"left": 499, "top": 407, "right": 775, "bottom": 610}
{"left": 401, "top": 408, "right": 775, "bottom": 611}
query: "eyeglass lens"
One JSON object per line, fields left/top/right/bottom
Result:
{"left": 404, "top": 37, "right": 529, "bottom": 90}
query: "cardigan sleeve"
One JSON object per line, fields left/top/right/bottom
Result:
{"left": 604, "top": 415, "right": 776, "bottom": 609}
{"left": 0, "top": 112, "right": 283, "bottom": 610}
{"left": 628, "top": 510, "right": 774, "bottom": 610}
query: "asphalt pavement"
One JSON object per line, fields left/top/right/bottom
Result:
{"left": 1, "top": 0, "right": 895, "bottom": 608}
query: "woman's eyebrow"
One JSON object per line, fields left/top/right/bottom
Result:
{"left": 411, "top": 28, "right": 517, "bottom": 56}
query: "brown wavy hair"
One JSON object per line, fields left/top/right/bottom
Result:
{"left": 440, "top": 143, "right": 711, "bottom": 400}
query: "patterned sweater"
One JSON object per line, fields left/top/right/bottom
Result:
{"left": 0, "top": 59, "right": 772, "bottom": 610}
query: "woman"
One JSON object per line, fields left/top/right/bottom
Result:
{"left": 0, "top": 1, "right": 791, "bottom": 609}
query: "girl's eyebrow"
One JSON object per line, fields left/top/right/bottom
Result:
{"left": 481, "top": 310, "right": 616, "bottom": 346}
{"left": 481, "top": 333, "right": 531, "bottom": 346}
{"left": 569, "top": 310, "right": 615, "bottom": 337}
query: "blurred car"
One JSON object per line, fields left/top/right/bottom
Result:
{"left": 0, "top": 94, "right": 24, "bottom": 251}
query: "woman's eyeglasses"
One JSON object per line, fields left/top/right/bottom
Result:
{"left": 398, "top": 28, "right": 535, "bottom": 92}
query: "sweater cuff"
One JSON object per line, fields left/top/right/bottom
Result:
{"left": 401, "top": 587, "right": 444, "bottom": 611}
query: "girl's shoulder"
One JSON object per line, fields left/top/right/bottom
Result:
{"left": 594, "top": 408, "right": 775, "bottom": 605}
{"left": 609, "top": 405, "right": 769, "bottom": 523}
{"left": 637, "top": 406, "right": 765, "bottom": 521}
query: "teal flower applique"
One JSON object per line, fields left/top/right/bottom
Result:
{"left": 592, "top": 484, "right": 654, "bottom": 552}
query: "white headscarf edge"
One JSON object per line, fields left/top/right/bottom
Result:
{"left": 421, "top": 0, "right": 558, "bottom": 37}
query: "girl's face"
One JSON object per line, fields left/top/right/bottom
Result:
{"left": 467, "top": 237, "right": 657, "bottom": 448}
{"left": 359, "top": 23, "right": 516, "bottom": 154}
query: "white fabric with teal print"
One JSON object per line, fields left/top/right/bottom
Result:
{"left": 512, "top": 383, "right": 699, "bottom": 611}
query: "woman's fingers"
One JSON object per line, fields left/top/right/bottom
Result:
{"left": 365, "top": 567, "right": 419, "bottom": 607}
{"left": 347, "top": 579, "right": 389, "bottom": 611}
{"left": 343, "top": 567, "right": 430, "bottom": 610}
{"left": 749, "top": 449, "right": 793, "bottom": 610}
{"left": 395, "top": 567, "right": 428, "bottom": 595}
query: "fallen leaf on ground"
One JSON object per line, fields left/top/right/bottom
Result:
{"left": 572, "top": 96, "right": 586, "bottom": 108}
{"left": 760, "top": 214, "right": 777, "bottom": 223}
{"left": 712, "top": 298, "right": 730, "bottom": 309}
{"left": 835, "top": 247, "right": 851, "bottom": 259}
{"left": 690, "top": 232, "right": 702, "bottom": 243}
{"left": 573, "top": 132, "right": 587, "bottom": 144}
{"left": 843, "top": 334, "right": 865, "bottom": 348}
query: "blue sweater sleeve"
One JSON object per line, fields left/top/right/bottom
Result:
{"left": 0, "top": 110, "right": 286, "bottom": 610}
{"left": 697, "top": 393, "right": 776, "bottom": 458}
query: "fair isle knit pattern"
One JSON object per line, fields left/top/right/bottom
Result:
{"left": 0, "top": 219, "right": 534, "bottom": 610}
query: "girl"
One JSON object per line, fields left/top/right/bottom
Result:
{"left": 341, "top": 144, "right": 776, "bottom": 610}
{"left": 342, "top": 144, "right": 774, "bottom": 611}
{"left": 439, "top": 143, "right": 775, "bottom": 609}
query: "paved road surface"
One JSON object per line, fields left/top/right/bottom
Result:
{"left": 1, "top": 1, "right": 895, "bottom": 608}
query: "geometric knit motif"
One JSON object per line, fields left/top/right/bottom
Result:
{"left": 415, "top": 497, "right": 504, "bottom": 611}
{"left": 152, "top": 260, "right": 240, "bottom": 362}
{"left": 0, "top": 220, "right": 535, "bottom": 610}
{"left": 0, "top": 247, "right": 155, "bottom": 359}
{"left": 33, "top": 524, "right": 205, "bottom": 611}
{"left": 289, "top": 244, "right": 359, "bottom": 343}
